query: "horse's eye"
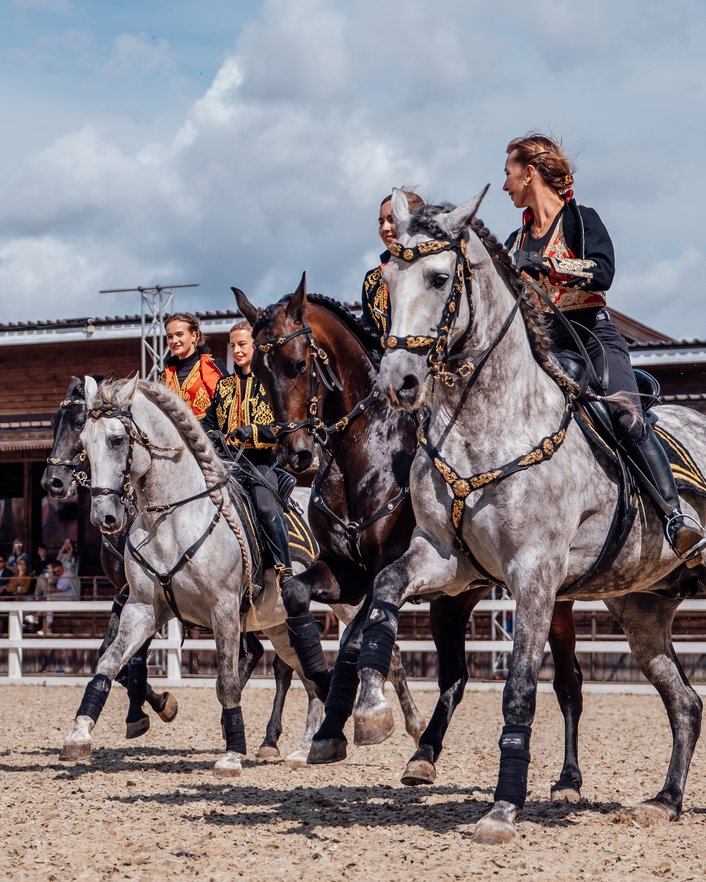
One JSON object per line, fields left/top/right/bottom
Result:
{"left": 295, "top": 359, "right": 307, "bottom": 375}
{"left": 108, "top": 435, "right": 124, "bottom": 449}
{"left": 431, "top": 273, "right": 450, "bottom": 290}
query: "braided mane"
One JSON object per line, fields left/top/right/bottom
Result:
{"left": 411, "top": 204, "right": 578, "bottom": 394}
{"left": 254, "top": 292, "right": 381, "bottom": 355}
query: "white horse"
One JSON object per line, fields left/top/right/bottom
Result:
{"left": 60, "top": 375, "right": 327, "bottom": 774}
{"left": 353, "top": 189, "right": 706, "bottom": 842}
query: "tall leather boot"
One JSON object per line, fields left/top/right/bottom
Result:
{"left": 262, "top": 508, "right": 293, "bottom": 586}
{"left": 627, "top": 425, "right": 706, "bottom": 565}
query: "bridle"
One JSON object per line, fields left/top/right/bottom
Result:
{"left": 46, "top": 396, "right": 91, "bottom": 489}
{"left": 253, "top": 324, "right": 344, "bottom": 445}
{"left": 382, "top": 236, "right": 523, "bottom": 388}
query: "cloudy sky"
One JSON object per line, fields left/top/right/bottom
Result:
{"left": 2, "top": 0, "right": 704, "bottom": 338}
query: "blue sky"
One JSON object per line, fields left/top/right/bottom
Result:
{"left": 1, "top": 0, "right": 705, "bottom": 338}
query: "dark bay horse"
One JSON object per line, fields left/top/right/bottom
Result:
{"left": 43, "top": 377, "right": 300, "bottom": 761}
{"left": 235, "top": 280, "right": 585, "bottom": 797}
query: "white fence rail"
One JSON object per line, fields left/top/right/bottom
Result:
{"left": 3, "top": 599, "right": 706, "bottom": 689}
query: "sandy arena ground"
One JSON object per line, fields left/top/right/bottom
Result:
{"left": 1, "top": 684, "right": 705, "bottom": 882}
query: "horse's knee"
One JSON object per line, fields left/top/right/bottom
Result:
{"left": 282, "top": 576, "right": 310, "bottom": 616}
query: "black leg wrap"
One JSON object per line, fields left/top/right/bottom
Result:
{"left": 494, "top": 724, "right": 532, "bottom": 809}
{"left": 77, "top": 674, "right": 112, "bottom": 723}
{"left": 126, "top": 648, "right": 148, "bottom": 722}
{"left": 221, "top": 707, "right": 247, "bottom": 755}
{"left": 115, "top": 666, "right": 129, "bottom": 689}
{"left": 357, "top": 601, "right": 399, "bottom": 677}
{"left": 286, "top": 612, "right": 328, "bottom": 679}
{"left": 317, "top": 650, "right": 360, "bottom": 737}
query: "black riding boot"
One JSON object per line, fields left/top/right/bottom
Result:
{"left": 262, "top": 509, "right": 293, "bottom": 586}
{"left": 627, "top": 425, "right": 706, "bottom": 565}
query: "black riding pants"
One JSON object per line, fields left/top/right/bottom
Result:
{"left": 551, "top": 309, "right": 646, "bottom": 444}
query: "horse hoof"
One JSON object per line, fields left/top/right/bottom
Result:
{"left": 59, "top": 741, "right": 92, "bottom": 762}
{"left": 401, "top": 758, "right": 436, "bottom": 786}
{"left": 156, "top": 692, "right": 178, "bottom": 723}
{"left": 307, "top": 738, "right": 347, "bottom": 764}
{"left": 256, "top": 744, "right": 281, "bottom": 760}
{"left": 472, "top": 814, "right": 517, "bottom": 845}
{"left": 125, "top": 715, "right": 150, "bottom": 740}
{"left": 353, "top": 706, "right": 395, "bottom": 746}
{"left": 630, "top": 799, "right": 677, "bottom": 826}
{"left": 285, "top": 749, "right": 311, "bottom": 769}
{"left": 550, "top": 784, "right": 581, "bottom": 803}
{"left": 214, "top": 752, "right": 243, "bottom": 777}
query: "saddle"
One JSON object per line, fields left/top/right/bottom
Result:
{"left": 225, "top": 464, "right": 318, "bottom": 611}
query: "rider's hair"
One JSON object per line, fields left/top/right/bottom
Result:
{"left": 164, "top": 312, "right": 205, "bottom": 347}
{"left": 230, "top": 321, "right": 253, "bottom": 335}
{"left": 506, "top": 133, "right": 575, "bottom": 194}
{"left": 379, "top": 189, "right": 424, "bottom": 214}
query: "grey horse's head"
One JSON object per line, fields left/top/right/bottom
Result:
{"left": 378, "top": 187, "right": 488, "bottom": 412}
{"left": 81, "top": 374, "right": 143, "bottom": 534}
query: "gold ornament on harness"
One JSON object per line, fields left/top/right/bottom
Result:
{"left": 517, "top": 448, "right": 544, "bottom": 468}
{"left": 418, "top": 239, "right": 451, "bottom": 255}
{"left": 403, "top": 249, "right": 414, "bottom": 262}
{"left": 470, "top": 470, "right": 503, "bottom": 489}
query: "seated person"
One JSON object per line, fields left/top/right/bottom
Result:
{"left": 5, "top": 558, "right": 32, "bottom": 597}
{"left": 0, "top": 555, "right": 12, "bottom": 589}
{"left": 7, "top": 538, "right": 29, "bottom": 574}
{"left": 202, "top": 321, "right": 292, "bottom": 584}
{"left": 46, "top": 560, "right": 80, "bottom": 600}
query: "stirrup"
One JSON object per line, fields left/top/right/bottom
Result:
{"left": 666, "top": 512, "right": 706, "bottom": 567}
{"left": 274, "top": 564, "right": 293, "bottom": 590}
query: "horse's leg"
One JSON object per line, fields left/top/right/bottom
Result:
{"left": 100, "top": 593, "right": 178, "bottom": 734}
{"left": 385, "top": 643, "right": 426, "bottom": 747}
{"left": 402, "top": 589, "right": 483, "bottom": 786}
{"left": 282, "top": 560, "right": 341, "bottom": 701}
{"left": 60, "top": 601, "right": 158, "bottom": 761}
{"left": 547, "top": 600, "right": 583, "bottom": 801}
{"left": 307, "top": 595, "right": 372, "bottom": 764}
{"left": 257, "top": 650, "right": 294, "bottom": 759}
{"left": 212, "top": 603, "right": 246, "bottom": 778}
{"left": 354, "top": 534, "right": 470, "bottom": 747}
{"left": 605, "top": 592, "right": 702, "bottom": 823}
{"left": 264, "top": 622, "right": 324, "bottom": 767}
{"left": 472, "top": 581, "right": 560, "bottom": 845}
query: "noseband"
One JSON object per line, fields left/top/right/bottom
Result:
{"left": 254, "top": 324, "right": 343, "bottom": 445}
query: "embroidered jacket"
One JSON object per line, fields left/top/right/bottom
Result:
{"left": 202, "top": 371, "right": 277, "bottom": 459}
{"left": 505, "top": 193, "right": 615, "bottom": 313}
{"left": 159, "top": 347, "right": 225, "bottom": 420}
{"left": 361, "top": 250, "right": 392, "bottom": 339}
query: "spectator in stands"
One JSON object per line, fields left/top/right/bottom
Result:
{"left": 6, "top": 558, "right": 32, "bottom": 597}
{"left": 57, "top": 539, "right": 81, "bottom": 599}
{"left": 46, "top": 560, "right": 80, "bottom": 600}
{"left": 32, "top": 543, "right": 49, "bottom": 576}
{"left": 0, "top": 556, "right": 12, "bottom": 589}
{"left": 7, "top": 538, "right": 29, "bottom": 574}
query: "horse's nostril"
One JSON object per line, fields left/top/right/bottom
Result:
{"left": 293, "top": 450, "right": 313, "bottom": 473}
{"left": 103, "top": 514, "right": 116, "bottom": 527}
{"left": 50, "top": 477, "right": 64, "bottom": 490}
{"left": 401, "top": 374, "right": 419, "bottom": 392}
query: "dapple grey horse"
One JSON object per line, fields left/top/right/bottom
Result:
{"left": 353, "top": 188, "right": 706, "bottom": 843}
{"left": 60, "top": 375, "right": 325, "bottom": 774}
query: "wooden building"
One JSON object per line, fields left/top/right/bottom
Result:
{"left": 0, "top": 304, "right": 704, "bottom": 576}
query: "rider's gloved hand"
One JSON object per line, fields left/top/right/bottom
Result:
{"left": 515, "top": 251, "right": 550, "bottom": 278}
{"left": 228, "top": 426, "right": 253, "bottom": 443}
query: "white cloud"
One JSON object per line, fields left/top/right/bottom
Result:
{"left": 105, "top": 33, "right": 174, "bottom": 76}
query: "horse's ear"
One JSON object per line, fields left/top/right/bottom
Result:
{"left": 286, "top": 272, "right": 307, "bottom": 322}
{"left": 83, "top": 375, "right": 99, "bottom": 404}
{"left": 391, "top": 188, "right": 411, "bottom": 237}
{"left": 115, "top": 373, "right": 140, "bottom": 408}
{"left": 232, "top": 287, "right": 260, "bottom": 325}
{"left": 436, "top": 185, "right": 490, "bottom": 238}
